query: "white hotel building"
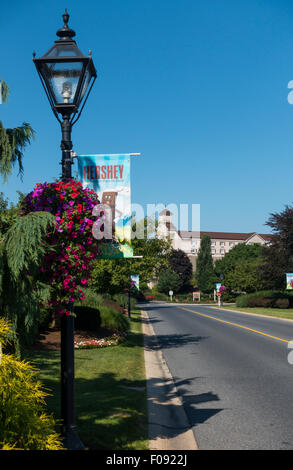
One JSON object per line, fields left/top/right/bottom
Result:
{"left": 157, "top": 209, "right": 272, "bottom": 270}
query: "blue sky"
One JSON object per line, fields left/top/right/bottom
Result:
{"left": 1, "top": 0, "right": 293, "bottom": 233}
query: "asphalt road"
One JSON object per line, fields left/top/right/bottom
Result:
{"left": 141, "top": 302, "right": 293, "bottom": 450}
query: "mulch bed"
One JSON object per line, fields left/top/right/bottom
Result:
{"left": 28, "top": 327, "right": 116, "bottom": 351}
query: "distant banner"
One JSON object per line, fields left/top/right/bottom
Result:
{"left": 130, "top": 274, "right": 139, "bottom": 290}
{"left": 78, "top": 154, "right": 133, "bottom": 258}
{"left": 286, "top": 273, "right": 293, "bottom": 290}
{"left": 216, "top": 283, "right": 221, "bottom": 292}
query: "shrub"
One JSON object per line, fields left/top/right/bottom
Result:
{"left": 75, "top": 289, "right": 104, "bottom": 309}
{"left": 221, "top": 291, "right": 239, "bottom": 303}
{"left": 275, "top": 298, "right": 290, "bottom": 309}
{"left": 74, "top": 306, "right": 101, "bottom": 332}
{"left": 236, "top": 290, "right": 293, "bottom": 308}
{"left": 113, "top": 294, "right": 136, "bottom": 311}
{"left": 145, "top": 295, "right": 154, "bottom": 301}
{"left": 247, "top": 297, "right": 274, "bottom": 308}
{"left": 0, "top": 319, "right": 63, "bottom": 450}
{"left": 105, "top": 297, "right": 126, "bottom": 313}
{"left": 99, "top": 306, "right": 130, "bottom": 333}
{"left": 153, "top": 292, "right": 168, "bottom": 301}
{"left": 175, "top": 293, "right": 194, "bottom": 303}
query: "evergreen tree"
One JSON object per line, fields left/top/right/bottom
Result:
{"left": 195, "top": 234, "right": 216, "bottom": 292}
{"left": 0, "top": 211, "right": 56, "bottom": 350}
{"left": 0, "top": 79, "right": 35, "bottom": 181}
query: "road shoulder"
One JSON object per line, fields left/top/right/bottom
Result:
{"left": 141, "top": 309, "right": 198, "bottom": 450}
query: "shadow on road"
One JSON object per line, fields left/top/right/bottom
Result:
{"left": 147, "top": 374, "right": 223, "bottom": 442}
{"left": 145, "top": 333, "right": 207, "bottom": 351}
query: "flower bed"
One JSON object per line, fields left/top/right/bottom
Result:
{"left": 74, "top": 331, "right": 127, "bottom": 349}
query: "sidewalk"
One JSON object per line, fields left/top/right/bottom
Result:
{"left": 141, "top": 309, "right": 198, "bottom": 450}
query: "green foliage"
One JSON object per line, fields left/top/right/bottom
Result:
{"left": 99, "top": 305, "right": 130, "bottom": 333}
{"left": 90, "top": 217, "right": 172, "bottom": 295}
{"left": 0, "top": 319, "right": 62, "bottom": 450}
{"left": 157, "top": 269, "right": 182, "bottom": 294}
{"left": 0, "top": 79, "right": 9, "bottom": 104}
{"left": 0, "top": 121, "right": 35, "bottom": 182}
{"left": 75, "top": 288, "right": 104, "bottom": 309}
{"left": 195, "top": 234, "right": 216, "bottom": 293}
{"left": 74, "top": 289, "right": 130, "bottom": 333}
{"left": 4, "top": 211, "right": 56, "bottom": 280}
{"left": 0, "top": 80, "right": 35, "bottom": 181}
{"left": 0, "top": 192, "right": 18, "bottom": 240}
{"left": 223, "top": 258, "right": 263, "bottom": 293}
{"left": 169, "top": 249, "right": 193, "bottom": 291}
{"left": 257, "top": 205, "right": 293, "bottom": 290}
{"left": 214, "top": 243, "right": 264, "bottom": 293}
{"left": 114, "top": 293, "right": 136, "bottom": 311}
{"left": 0, "top": 211, "right": 56, "bottom": 348}
{"left": 275, "top": 298, "right": 290, "bottom": 309}
{"left": 236, "top": 290, "right": 293, "bottom": 308}
{"left": 151, "top": 290, "right": 169, "bottom": 301}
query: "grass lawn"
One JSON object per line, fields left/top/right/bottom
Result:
{"left": 23, "top": 309, "right": 148, "bottom": 450}
{"left": 220, "top": 305, "right": 293, "bottom": 320}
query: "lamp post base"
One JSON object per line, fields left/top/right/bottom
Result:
{"left": 62, "top": 427, "right": 84, "bottom": 450}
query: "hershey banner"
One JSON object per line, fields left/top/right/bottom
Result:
{"left": 77, "top": 154, "right": 134, "bottom": 258}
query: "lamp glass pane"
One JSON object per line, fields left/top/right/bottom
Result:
{"left": 41, "top": 61, "right": 83, "bottom": 104}
{"left": 44, "top": 43, "right": 81, "bottom": 58}
{"left": 79, "top": 67, "right": 92, "bottom": 103}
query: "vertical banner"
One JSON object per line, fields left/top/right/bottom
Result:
{"left": 286, "top": 273, "right": 293, "bottom": 290}
{"left": 216, "top": 283, "right": 221, "bottom": 292}
{"left": 130, "top": 274, "right": 139, "bottom": 290}
{"left": 77, "top": 154, "right": 134, "bottom": 258}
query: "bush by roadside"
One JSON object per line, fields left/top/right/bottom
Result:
{"left": 0, "top": 319, "right": 63, "bottom": 450}
{"left": 99, "top": 305, "right": 130, "bottom": 333}
{"left": 74, "top": 289, "right": 130, "bottom": 334}
{"left": 236, "top": 290, "right": 293, "bottom": 309}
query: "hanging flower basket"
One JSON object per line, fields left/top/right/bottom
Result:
{"left": 20, "top": 180, "right": 102, "bottom": 317}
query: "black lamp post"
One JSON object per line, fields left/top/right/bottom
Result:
{"left": 33, "top": 10, "right": 97, "bottom": 450}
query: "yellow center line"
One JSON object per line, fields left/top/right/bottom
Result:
{"left": 178, "top": 306, "right": 290, "bottom": 344}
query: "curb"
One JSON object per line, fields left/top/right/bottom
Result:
{"left": 141, "top": 309, "right": 198, "bottom": 451}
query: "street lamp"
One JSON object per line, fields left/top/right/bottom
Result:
{"left": 33, "top": 10, "right": 97, "bottom": 450}
{"left": 33, "top": 8, "right": 97, "bottom": 179}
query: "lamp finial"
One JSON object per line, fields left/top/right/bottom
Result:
{"left": 56, "top": 9, "right": 76, "bottom": 40}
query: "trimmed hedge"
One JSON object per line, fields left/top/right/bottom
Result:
{"left": 74, "top": 306, "right": 101, "bottom": 332}
{"left": 236, "top": 290, "right": 293, "bottom": 309}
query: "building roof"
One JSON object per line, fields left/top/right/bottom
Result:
{"left": 178, "top": 231, "right": 273, "bottom": 241}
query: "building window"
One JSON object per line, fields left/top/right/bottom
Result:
{"left": 229, "top": 241, "right": 234, "bottom": 247}
{"left": 220, "top": 242, "right": 225, "bottom": 247}
{"left": 220, "top": 249, "right": 225, "bottom": 255}
{"left": 211, "top": 249, "right": 215, "bottom": 255}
